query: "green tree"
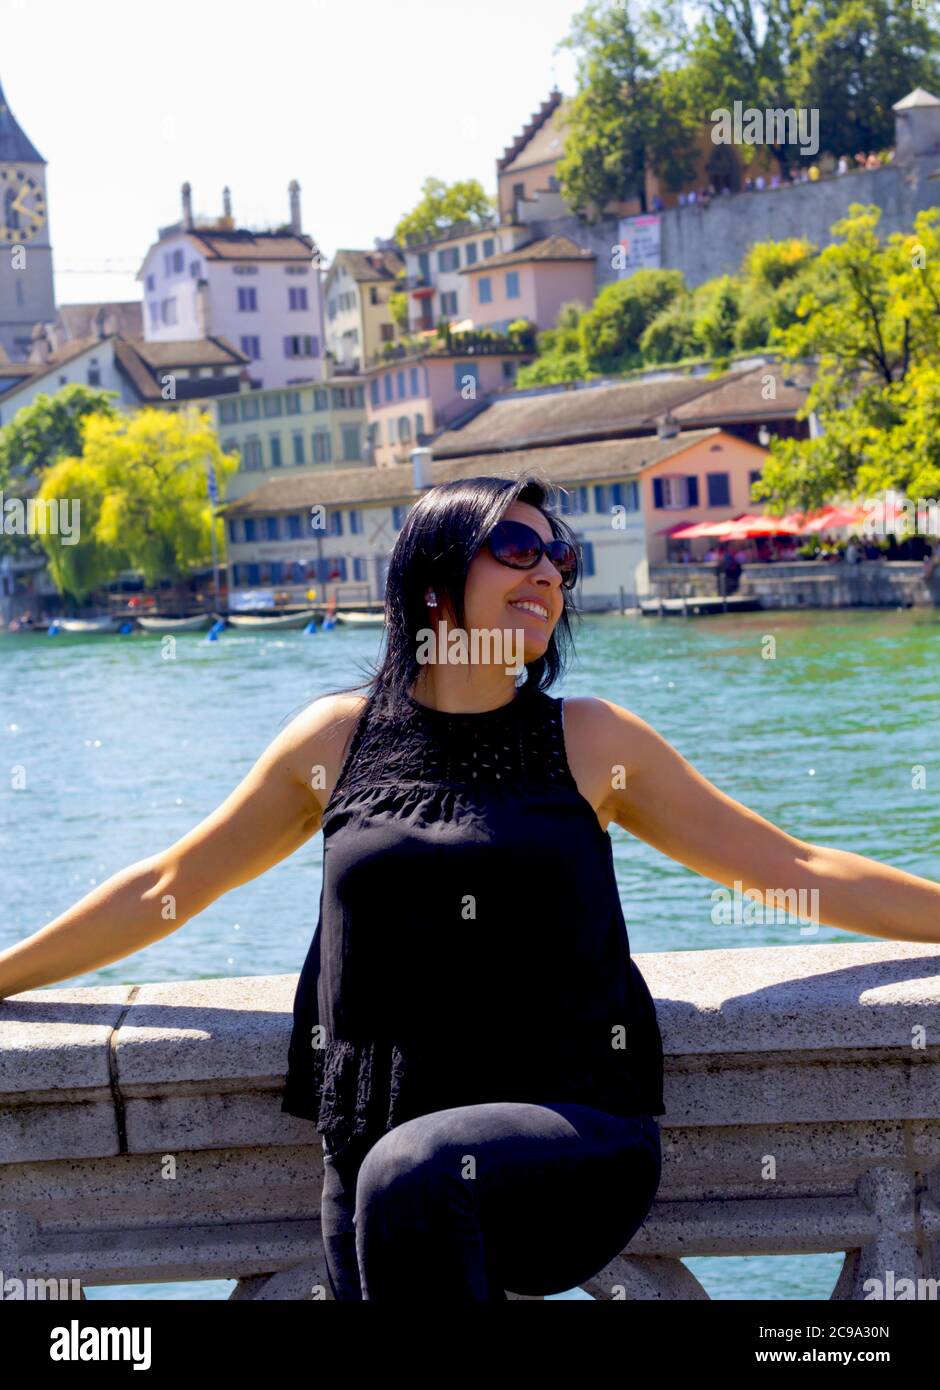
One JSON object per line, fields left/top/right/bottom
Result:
{"left": 789, "top": 0, "right": 940, "bottom": 161}
{"left": 580, "top": 268, "right": 686, "bottom": 372}
{"left": 640, "top": 295, "right": 702, "bottom": 363}
{"left": 691, "top": 275, "right": 741, "bottom": 358}
{"left": 394, "top": 177, "right": 494, "bottom": 246}
{"left": 35, "top": 406, "right": 239, "bottom": 603}
{"left": 753, "top": 204, "right": 940, "bottom": 512}
{"left": 515, "top": 303, "right": 588, "bottom": 386}
{"left": 556, "top": 1, "right": 700, "bottom": 219}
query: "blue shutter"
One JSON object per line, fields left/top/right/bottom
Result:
{"left": 653, "top": 478, "right": 664, "bottom": 508}
{"left": 593, "top": 485, "right": 605, "bottom": 512}
{"left": 582, "top": 540, "right": 595, "bottom": 577}
{"left": 687, "top": 475, "right": 699, "bottom": 506}
{"left": 611, "top": 483, "right": 623, "bottom": 506}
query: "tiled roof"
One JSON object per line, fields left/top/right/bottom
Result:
{"left": 0, "top": 334, "right": 248, "bottom": 405}
{"left": 220, "top": 428, "right": 721, "bottom": 515}
{"left": 670, "top": 364, "right": 817, "bottom": 422}
{"left": 459, "top": 234, "right": 594, "bottom": 272}
{"left": 0, "top": 337, "right": 106, "bottom": 401}
{"left": 431, "top": 372, "right": 745, "bottom": 457}
{"left": 27, "top": 336, "right": 103, "bottom": 369}
{"left": 56, "top": 302, "right": 144, "bottom": 339}
{"left": 187, "top": 230, "right": 316, "bottom": 261}
{"left": 127, "top": 336, "right": 248, "bottom": 368}
{"left": 331, "top": 249, "right": 405, "bottom": 283}
{"left": 113, "top": 337, "right": 248, "bottom": 401}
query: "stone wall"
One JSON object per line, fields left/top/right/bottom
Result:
{"left": 3, "top": 947, "right": 940, "bottom": 1300}
{"left": 530, "top": 156, "right": 940, "bottom": 292}
{"left": 650, "top": 561, "right": 933, "bottom": 609}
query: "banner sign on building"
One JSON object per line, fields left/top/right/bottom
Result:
{"left": 615, "top": 214, "right": 662, "bottom": 276}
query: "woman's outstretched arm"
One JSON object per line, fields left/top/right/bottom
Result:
{"left": 582, "top": 697, "right": 940, "bottom": 944}
{"left": 0, "top": 695, "right": 361, "bottom": 998}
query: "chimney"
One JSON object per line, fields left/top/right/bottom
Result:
{"left": 411, "top": 446, "right": 433, "bottom": 490}
{"left": 181, "top": 181, "right": 194, "bottom": 230}
{"left": 289, "top": 179, "right": 302, "bottom": 234}
{"left": 223, "top": 186, "right": 233, "bottom": 222}
{"left": 195, "top": 279, "right": 211, "bottom": 337}
{"left": 30, "top": 323, "right": 53, "bottom": 364}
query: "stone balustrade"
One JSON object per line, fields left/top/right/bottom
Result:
{"left": 2, "top": 940, "right": 940, "bottom": 1300}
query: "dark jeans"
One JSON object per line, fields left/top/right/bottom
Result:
{"left": 319, "top": 1101, "right": 663, "bottom": 1300}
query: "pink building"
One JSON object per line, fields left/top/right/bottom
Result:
{"left": 460, "top": 235, "right": 595, "bottom": 333}
{"left": 137, "top": 182, "right": 325, "bottom": 391}
{"left": 365, "top": 345, "right": 534, "bottom": 467}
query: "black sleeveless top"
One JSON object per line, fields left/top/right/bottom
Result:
{"left": 280, "top": 680, "right": 666, "bottom": 1161}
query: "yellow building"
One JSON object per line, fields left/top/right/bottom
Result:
{"left": 323, "top": 248, "right": 405, "bottom": 371}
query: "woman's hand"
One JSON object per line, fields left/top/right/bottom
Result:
{"left": 576, "top": 697, "right": 940, "bottom": 945}
{"left": 0, "top": 694, "right": 364, "bottom": 998}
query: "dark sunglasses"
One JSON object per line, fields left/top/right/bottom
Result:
{"left": 485, "top": 519, "right": 580, "bottom": 590}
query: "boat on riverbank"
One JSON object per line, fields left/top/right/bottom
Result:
{"left": 336, "top": 610, "right": 385, "bottom": 627}
{"left": 57, "top": 615, "right": 121, "bottom": 633}
{"left": 226, "top": 609, "right": 317, "bottom": 631}
{"left": 136, "top": 614, "right": 214, "bottom": 633}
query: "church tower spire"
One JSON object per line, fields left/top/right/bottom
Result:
{"left": 0, "top": 75, "right": 55, "bottom": 362}
{"left": 0, "top": 77, "right": 45, "bottom": 164}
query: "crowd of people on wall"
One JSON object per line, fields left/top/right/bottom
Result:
{"left": 650, "top": 149, "right": 895, "bottom": 212}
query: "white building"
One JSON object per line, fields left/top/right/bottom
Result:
{"left": 136, "top": 182, "right": 325, "bottom": 390}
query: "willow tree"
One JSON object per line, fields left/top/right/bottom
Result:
{"left": 35, "top": 406, "right": 239, "bottom": 603}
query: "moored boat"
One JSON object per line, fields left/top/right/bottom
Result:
{"left": 137, "top": 614, "right": 213, "bottom": 633}
{"left": 226, "top": 609, "right": 317, "bottom": 631}
{"left": 57, "top": 615, "right": 120, "bottom": 633}
{"left": 336, "top": 610, "right": 385, "bottom": 627}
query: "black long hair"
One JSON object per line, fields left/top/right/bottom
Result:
{"left": 303, "top": 471, "right": 584, "bottom": 731}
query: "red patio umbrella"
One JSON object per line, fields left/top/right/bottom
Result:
{"left": 799, "top": 505, "right": 869, "bottom": 533}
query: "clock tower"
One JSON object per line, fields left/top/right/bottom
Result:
{"left": 0, "top": 77, "right": 54, "bottom": 362}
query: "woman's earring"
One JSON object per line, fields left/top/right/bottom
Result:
{"left": 425, "top": 589, "right": 438, "bottom": 607}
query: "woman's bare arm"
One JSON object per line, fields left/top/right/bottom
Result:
{"left": 0, "top": 694, "right": 363, "bottom": 998}
{"left": 587, "top": 697, "right": 940, "bottom": 944}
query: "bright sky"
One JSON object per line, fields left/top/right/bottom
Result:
{"left": 0, "top": 0, "right": 582, "bottom": 310}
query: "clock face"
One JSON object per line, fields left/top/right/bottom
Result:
{"left": 0, "top": 166, "right": 46, "bottom": 242}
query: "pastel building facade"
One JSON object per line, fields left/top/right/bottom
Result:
{"left": 497, "top": 89, "right": 572, "bottom": 222}
{"left": 219, "top": 424, "right": 769, "bottom": 610}
{"left": 460, "top": 234, "right": 595, "bottom": 332}
{"left": 137, "top": 183, "right": 324, "bottom": 390}
{"left": 199, "top": 376, "right": 368, "bottom": 502}
{"left": 401, "top": 223, "right": 531, "bottom": 333}
{"left": 323, "top": 248, "right": 405, "bottom": 371}
{"left": 365, "top": 347, "right": 532, "bottom": 467}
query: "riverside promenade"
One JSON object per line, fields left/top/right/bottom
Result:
{"left": 2, "top": 939, "right": 940, "bottom": 1300}
{"left": 649, "top": 561, "right": 938, "bottom": 610}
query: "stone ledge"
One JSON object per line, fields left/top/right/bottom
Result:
{"left": 2, "top": 941, "right": 940, "bottom": 1297}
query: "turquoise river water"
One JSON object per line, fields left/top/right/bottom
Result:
{"left": 1, "top": 607, "right": 938, "bottom": 1300}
